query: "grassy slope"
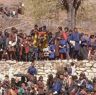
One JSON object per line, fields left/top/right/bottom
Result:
{"left": 24, "top": 0, "right": 58, "bottom": 21}
{"left": 23, "top": 0, "right": 96, "bottom": 33}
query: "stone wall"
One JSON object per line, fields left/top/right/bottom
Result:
{"left": 0, "top": 60, "right": 96, "bottom": 82}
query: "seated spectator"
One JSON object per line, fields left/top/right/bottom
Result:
{"left": 18, "top": 2, "right": 25, "bottom": 15}
{"left": 70, "top": 62, "right": 76, "bottom": 76}
{"left": 18, "top": 84, "right": 25, "bottom": 95}
{"left": 8, "top": 85, "right": 18, "bottom": 95}
{"left": 37, "top": 76, "right": 45, "bottom": 95}
{"left": 47, "top": 74, "right": 54, "bottom": 90}
{"left": 2, "top": 75, "right": 10, "bottom": 89}
{"left": 27, "top": 60, "right": 37, "bottom": 76}
{"left": 52, "top": 73, "right": 63, "bottom": 95}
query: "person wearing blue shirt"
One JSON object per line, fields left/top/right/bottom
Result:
{"left": 52, "top": 78, "right": 62, "bottom": 94}
{"left": 59, "top": 36, "right": 67, "bottom": 59}
{"left": 27, "top": 60, "right": 37, "bottom": 76}
{"left": 69, "top": 28, "right": 80, "bottom": 59}
{"left": 49, "top": 42, "right": 55, "bottom": 60}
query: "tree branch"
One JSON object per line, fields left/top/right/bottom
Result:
{"left": 73, "top": 0, "right": 82, "bottom": 10}
{"left": 60, "top": 0, "right": 82, "bottom": 12}
{"left": 60, "top": 0, "right": 69, "bottom": 11}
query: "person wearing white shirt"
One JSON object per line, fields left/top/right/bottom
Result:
{"left": 71, "top": 62, "right": 76, "bottom": 76}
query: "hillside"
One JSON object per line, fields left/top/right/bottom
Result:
{"left": 23, "top": 0, "right": 96, "bottom": 33}
{"left": 0, "top": 0, "right": 96, "bottom": 33}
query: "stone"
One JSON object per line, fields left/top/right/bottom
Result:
{"left": 39, "top": 67, "right": 45, "bottom": 69}
{"left": 92, "top": 68, "right": 96, "bottom": 72}
{"left": 0, "top": 73, "right": 4, "bottom": 81}
{"left": 1, "top": 60, "right": 96, "bottom": 82}
{"left": 76, "top": 67, "right": 80, "bottom": 71}
{"left": 76, "top": 71, "right": 82, "bottom": 75}
{"left": 45, "top": 69, "right": 51, "bottom": 73}
{"left": 52, "top": 70, "right": 57, "bottom": 73}
{"left": 73, "top": 59, "right": 77, "bottom": 62}
{"left": 85, "top": 72, "right": 89, "bottom": 76}
{"left": 18, "top": 62, "right": 24, "bottom": 65}
{"left": 86, "top": 70, "right": 92, "bottom": 73}
{"left": 37, "top": 70, "right": 44, "bottom": 73}
{"left": 68, "top": 59, "right": 73, "bottom": 63}
{"left": 79, "top": 68, "right": 86, "bottom": 71}
{"left": 85, "top": 67, "right": 91, "bottom": 70}
{"left": 62, "top": 60, "right": 68, "bottom": 63}
{"left": 82, "top": 60, "right": 89, "bottom": 63}
{"left": 37, "top": 72, "right": 45, "bottom": 75}
{"left": 93, "top": 64, "right": 96, "bottom": 67}
{"left": 77, "top": 62, "right": 84, "bottom": 68}
{"left": 94, "top": 73, "right": 96, "bottom": 76}
{"left": 88, "top": 73, "right": 95, "bottom": 79}
{"left": 86, "top": 63, "right": 93, "bottom": 67}
{"left": 89, "top": 61, "right": 94, "bottom": 64}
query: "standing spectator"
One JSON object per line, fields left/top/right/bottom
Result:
{"left": 48, "top": 32, "right": 53, "bottom": 43}
{"left": 70, "top": 28, "right": 80, "bottom": 59}
{"left": 55, "top": 27, "right": 62, "bottom": 59}
{"left": 8, "top": 27, "right": 18, "bottom": 60}
{"left": 0, "top": 32, "right": 4, "bottom": 60}
{"left": 34, "top": 24, "right": 39, "bottom": 33}
{"left": 28, "top": 42, "right": 35, "bottom": 61}
{"left": 49, "top": 42, "right": 55, "bottom": 60}
{"left": 24, "top": 38, "right": 30, "bottom": 62}
{"left": 59, "top": 35, "right": 67, "bottom": 59}
{"left": 61, "top": 27, "right": 68, "bottom": 40}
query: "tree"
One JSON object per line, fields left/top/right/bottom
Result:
{"left": 60, "top": 0, "right": 83, "bottom": 29}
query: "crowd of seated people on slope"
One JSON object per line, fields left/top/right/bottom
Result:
{"left": 0, "top": 25, "right": 96, "bottom": 61}
{"left": 0, "top": 61, "right": 96, "bottom": 95}
{"left": 0, "top": 2, "right": 24, "bottom": 18}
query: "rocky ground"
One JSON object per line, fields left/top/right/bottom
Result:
{"left": 0, "top": 60, "right": 96, "bottom": 83}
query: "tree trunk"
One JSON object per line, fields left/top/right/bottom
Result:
{"left": 67, "top": 3, "right": 76, "bottom": 30}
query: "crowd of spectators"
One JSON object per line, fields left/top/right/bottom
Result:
{"left": 0, "top": 2, "right": 24, "bottom": 18}
{"left": 0, "top": 61, "right": 96, "bottom": 95}
{"left": 0, "top": 25, "right": 96, "bottom": 61}
{"left": 0, "top": 1, "right": 96, "bottom": 95}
